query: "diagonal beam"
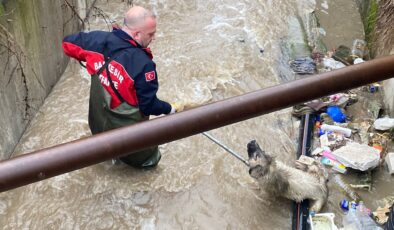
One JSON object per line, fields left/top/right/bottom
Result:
{"left": 1, "top": 55, "right": 394, "bottom": 192}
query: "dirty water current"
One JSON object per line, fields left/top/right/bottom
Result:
{"left": 1, "top": 0, "right": 391, "bottom": 229}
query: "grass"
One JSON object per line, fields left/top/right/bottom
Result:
{"left": 365, "top": 0, "right": 379, "bottom": 58}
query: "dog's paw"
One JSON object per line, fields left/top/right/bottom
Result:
{"left": 310, "top": 198, "right": 326, "bottom": 213}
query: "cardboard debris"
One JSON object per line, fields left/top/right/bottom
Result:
{"left": 331, "top": 142, "right": 380, "bottom": 171}
{"left": 372, "top": 204, "right": 391, "bottom": 225}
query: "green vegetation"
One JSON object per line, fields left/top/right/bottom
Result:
{"left": 365, "top": 0, "right": 378, "bottom": 57}
{"left": 0, "top": 3, "right": 4, "bottom": 17}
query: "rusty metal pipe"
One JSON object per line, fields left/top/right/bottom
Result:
{"left": 1, "top": 55, "right": 394, "bottom": 192}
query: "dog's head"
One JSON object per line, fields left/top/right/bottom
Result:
{"left": 247, "top": 140, "right": 273, "bottom": 179}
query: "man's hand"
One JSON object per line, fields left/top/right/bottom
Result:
{"left": 170, "top": 103, "right": 184, "bottom": 114}
{"left": 170, "top": 101, "right": 201, "bottom": 114}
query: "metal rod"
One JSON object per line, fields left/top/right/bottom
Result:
{"left": 202, "top": 132, "right": 249, "bottom": 167}
{"left": 1, "top": 55, "right": 394, "bottom": 192}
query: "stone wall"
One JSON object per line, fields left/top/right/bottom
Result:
{"left": 375, "top": 1, "right": 394, "bottom": 116}
{"left": 356, "top": 0, "right": 394, "bottom": 115}
{"left": 0, "top": 0, "right": 92, "bottom": 159}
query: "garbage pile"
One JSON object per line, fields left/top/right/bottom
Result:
{"left": 291, "top": 39, "right": 394, "bottom": 230}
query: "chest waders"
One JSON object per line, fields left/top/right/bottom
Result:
{"left": 88, "top": 47, "right": 161, "bottom": 168}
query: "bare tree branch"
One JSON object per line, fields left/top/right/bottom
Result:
{"left": 63, "top": 0, "right": 85, "bottom": 29}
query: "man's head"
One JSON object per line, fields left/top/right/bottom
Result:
{"left": 122, "top": 6, "right": 156, "bottom": 48}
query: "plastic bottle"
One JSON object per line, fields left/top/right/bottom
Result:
{"left": 342, "top": 207, "right": 363, "bottom": 230}
{"left": 332, "top": 174, "right": 361, "bottom": 202}
{"left": 342, "top": 202, "right": 382, "bottom": 230}
{"left": 320, "top": 124, "right": 352, "bottom": 137}
{"left": 355, "top": 201, "right": 382, "bottom": 229}
{"left": 350, "top": 39, "right": 366, "bottom": 60}
{"left": 356, "top": 201, "right": 371, "bottom": 215}
{"left": 340, "top": 199, "right": 350, "bottom": 211}
{"left": 368, "top": 84, "right": 378, "bottom": 93}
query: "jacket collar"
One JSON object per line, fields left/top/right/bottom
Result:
{"left": 112, "top": 27, "right": 153, "bottom": 59}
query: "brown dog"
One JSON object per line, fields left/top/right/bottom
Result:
{"left": 247, "top": 140, "right": 328, "bottom": 213}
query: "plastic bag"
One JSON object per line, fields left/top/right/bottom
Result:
{"left": 373, "top": 117, "right": 394, "bottom": 131}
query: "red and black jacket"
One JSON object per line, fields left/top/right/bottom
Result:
{"left": 62, "top": 28, "right": 171, "bottom": 116}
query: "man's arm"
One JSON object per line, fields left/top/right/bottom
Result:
{"left": 62, "top": 31, "right": 105, "bottom": 61}
{"left": 134, "top": 62, "right": 172, "bottom": 116}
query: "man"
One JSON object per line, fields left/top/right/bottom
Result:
{"left": 62, "top": 6, "right": 181, "bottom": 168}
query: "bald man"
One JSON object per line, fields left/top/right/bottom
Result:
{"left": 122, "top": 6, "right": 157, "bottom": 48}
{"left": 62, "top": 6, "right": 180, "bottom": 168}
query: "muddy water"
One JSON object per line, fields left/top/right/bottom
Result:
{"left": 0, "top": 0, "right": 379, "bottom": 229}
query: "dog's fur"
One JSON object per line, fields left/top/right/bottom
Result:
{"left": 247, "top": 140, "right": 328, "bottom": 213}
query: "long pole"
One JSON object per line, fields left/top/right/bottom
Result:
{"left": 202, "top": 132, "right": 249, "bottom": 166}
{"left": 1, "top": 55, "right": 394, "bottom": 192}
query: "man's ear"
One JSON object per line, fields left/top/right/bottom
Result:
{"left": 130, "top": 30, "right": 140, "bottom": 39}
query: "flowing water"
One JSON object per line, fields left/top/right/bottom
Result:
{"left": 0, "top": 0, "right": 382, "bottom": 229}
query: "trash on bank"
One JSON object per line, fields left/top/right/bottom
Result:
{"left": 297, "top": 155, "right": 316, "bottom": 166}
{"left": 348, "top": 121, "right": 371, "bottom": 144}
{"left": 326, "top": 106, "right": 347, "bottom": 123}
{"left": 321, "top": 57, "right": 346, "bottom": 71}
{"left": 321, "top": 157, "right": 347, "bottom": 173}
{"left": 309, "top": 213, "right": 338, "bottom": 230}
{"left": 385, "top": 152, "right": 394, "bottom": 174}
{"left": 332, "top": 45, "right": 352, "bottom": 66}
{"left": 372, "top": 197, "right": 394, "bottom": 226}
{"left": 289, "top": 57, "right": 316, "bottom": 74}
{"left": 340, "top": 199, "right": 357, "bottom": 212}
{"left": 349, "top": 183, "right": 372, "bottom": 191}
{"left": 368, "top": 83, "right": 380, "bottom": 93}
{"left": 372, "top": 204, "right": 391, "bottom": 225}
{"left": 369, "top": 132, "right": 391, "bottom": 157}
{"left": 304, "top": 32, "right": 391, "bottom": 229}
{"left": 373, "top": 117, "right": 394, "bottom": 131}
{"left": 342, "top": 201, "right": 382, "bottom": 230}
{"left": 332, "top": 174, "right": 361, "bottom": 202}
{"left": 353, "top": 58, "right": 365, "bottom": 65}
{"left": 320, "top": 124, "right": 352, "bottom": 137}
{"left": 365, "top": 100, "right": 384, "bottom": 120}
{"left": 350, "top": 39, "right": 368, "bottom": 62}
{"left": 329, "top": 93, "right": 350, "bottom": 108}
{"left": 331, "top": 142, "right": 380, "bottom": 171}
{"left": 348, "top": 170, "right": 373, "bottom": 191}
{"left": 292, "top": 104, "right": 316, "bottom": 117}
{"left": 306, "top": 100, "right": 329, "bottom": 111}
{"left": 312, "top": 147, "right": 326, "bottom": 156}
{"left": 319, "top": 132, "right": 347, "bottom": 151}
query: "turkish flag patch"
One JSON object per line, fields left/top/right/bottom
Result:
{"left": 145, "top": 71, "right": 156, "bottom": 81}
